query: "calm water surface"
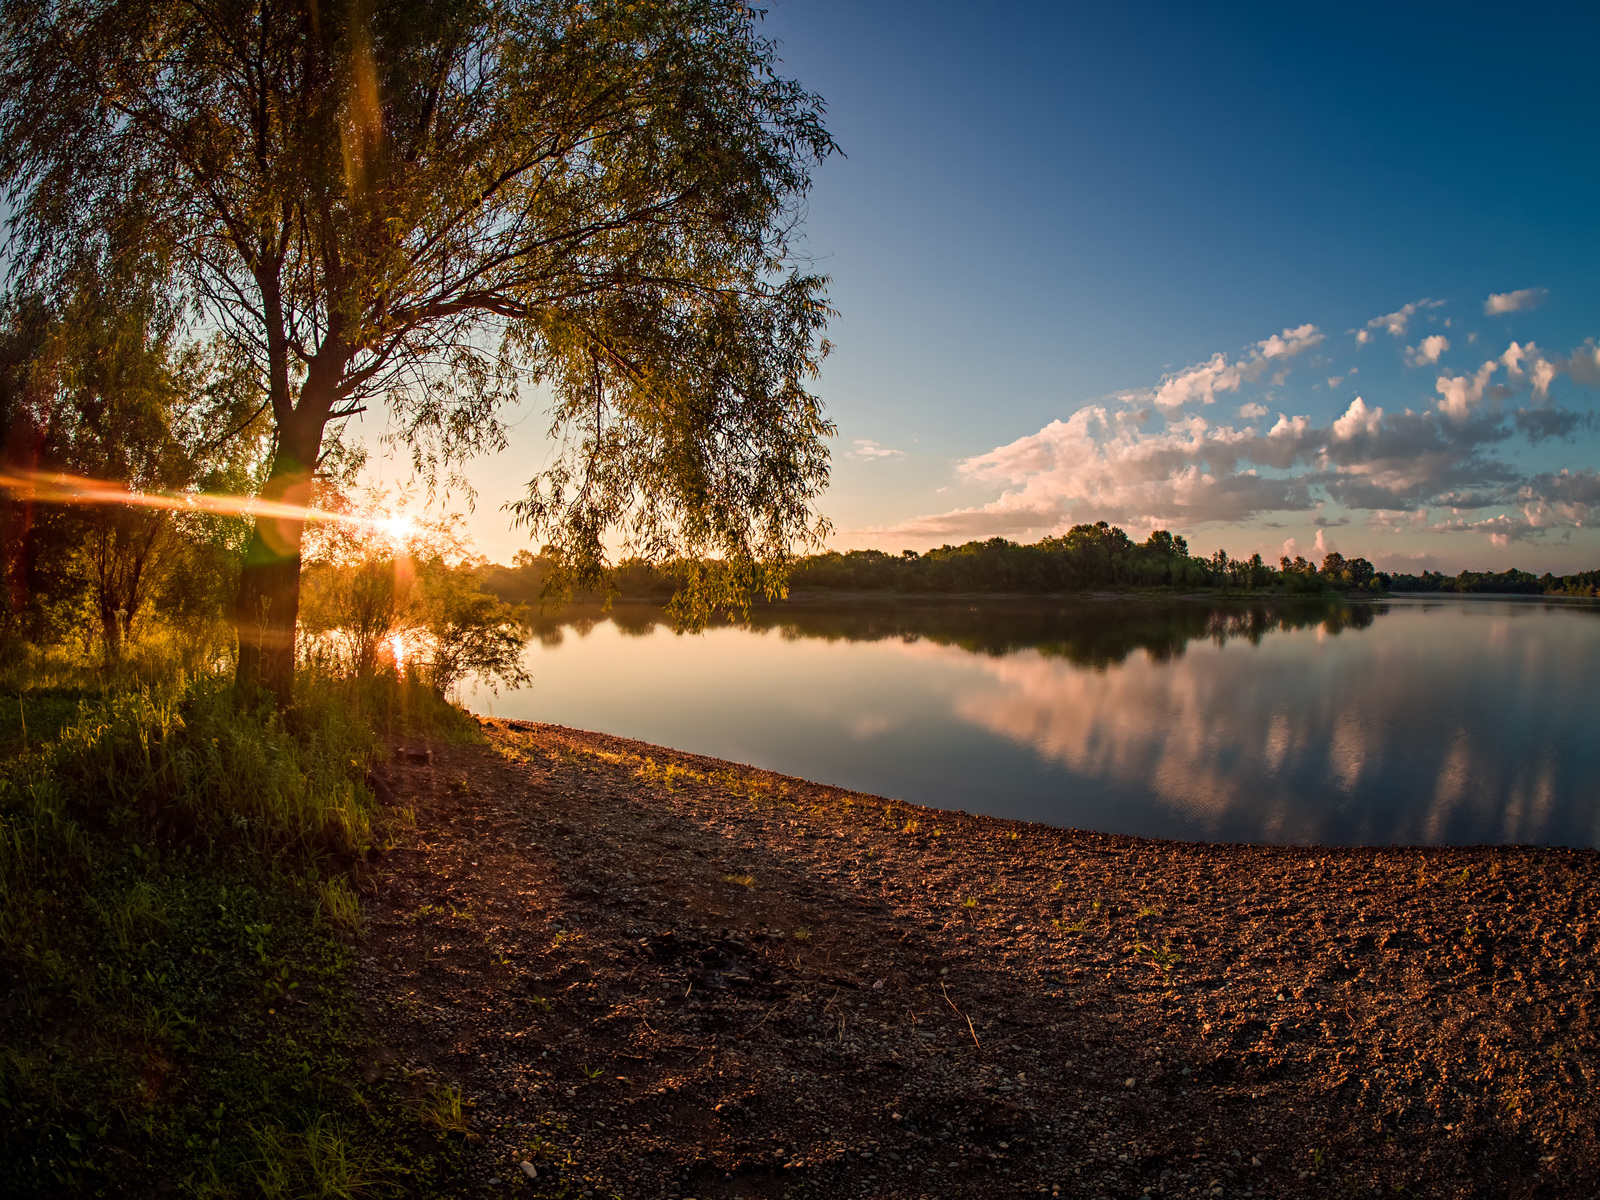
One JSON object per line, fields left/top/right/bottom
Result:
{"left": 468, "top": 598, "right": 1600, "bottom": 848}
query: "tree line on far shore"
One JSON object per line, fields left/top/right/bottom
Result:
{"left": 1385, "top": 567, "right": 1600, "bottom": 596}
{"left": 484, "top": 522, "right": 1387, "bottom": 602}
{"left": 484, "top": 523, "right": 1600, "bottom": 606}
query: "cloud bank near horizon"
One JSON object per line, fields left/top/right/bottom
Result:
{"left": 866, "top": 307, "right": 1600, "bottom": 552}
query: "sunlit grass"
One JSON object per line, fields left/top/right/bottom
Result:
{"left": 0, "top": 626, "right": 474, "bottom": 1193}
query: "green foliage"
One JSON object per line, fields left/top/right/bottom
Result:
{"left": 788, "top": 525, "right": 1227, "bottom": 594}
{"left": 0, "top": 635, "right": 473, "bottom": 1196}
{"left": 299, "top": 494, "right": 531, "bottom": 698}
{"left": 414, "top": 561, "right": 533, "bottom": 697}
{"left": 2, "top": 0, "right": 841, "bottom": 702}
{"left": 0, "top": 274, "right": 269, "bottom": 656}
{"left": 491, "top": 523, "right": 1362, "bottom": 605}
{"left": 1388, "top": 566, "right": 1600, "bottom": 595}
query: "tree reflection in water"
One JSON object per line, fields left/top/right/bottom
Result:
{"left": 500, "top": 598, "right": 1599, "bottom": 848}
{"left": 526, "top": 597, "right": 1380, "bottom": 667}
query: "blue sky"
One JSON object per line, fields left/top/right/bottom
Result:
{"left": 419, "top": 1, "right": 1600, "bottom": 573}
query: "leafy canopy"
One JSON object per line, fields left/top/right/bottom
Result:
{"left": 1, "top": 0, "right": 838, "bottom": 615}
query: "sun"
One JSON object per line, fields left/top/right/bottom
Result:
{"left": 379, "top": 514, "right": 414, "bottom": 542}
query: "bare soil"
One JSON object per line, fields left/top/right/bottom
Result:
{"left": 358, "top": 721, "right": 1599, "bottom": 1199}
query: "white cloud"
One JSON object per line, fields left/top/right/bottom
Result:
{"left": 1331, "top": 396, "right": 1383, "bottom": 441}
{"left": 1148, "top": 325, "right": 1322, "bottom": 411}
{"left": 1150, "top": 352, "right": 1242, "bottom": 410}
{"left": 1256, "top": 325, "right": 1324, "bottom": 360}
{"left": 848, "top": 439, "right": 904, "bottom": 461}
{"left": 1435, "top": 361, "right": 1499, "bottom": 421}
{"left": 1500, "top": 341, "right": 1556, "bottom": 400}
{"left": 1406, "top": 334, "right": 1450, "bottom": 367}
{"left": 1313, "top": 529, "right": 1336, "bottom": 557}
{"left": 1327, "top": 375, "right": 1344, "bottom": 389}
{"left": 871, "top": 320, "right": 1600, "bottom": 547}
{"left": 1484, "top": 288, "right": 1547, "bottom": 315}
{"left": 1366, "top": 298, "right": 1442, "bottom": 339}
{"left": 1355, "top": 329, "right": 1372, "bottom": 346}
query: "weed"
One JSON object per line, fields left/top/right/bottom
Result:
{"left": 317, "top": 876, "right": 363, "bottom": 931}
{"left": 528, "top": 995, "right": 553, "bottom": 1013}
{"left": 250, "top": 1114, "right": 383, "bottom": 1199}
{"left": 418, "top": 1083, "right": 475, "bottom": 1136}
{"left": 1139, "top": 939, "right": 1182, "bottom": 972}
{"left": 581, "top": 1064, "right": 604, "bottom": 1080}
{"left": 720, "top": 872, "right": 757, "bottom": 889}
{"left": 793, "top": 928, "right": 811, "bottom": 942}
{"left": 962, "top": 897, "right": 978, "bottom": 909}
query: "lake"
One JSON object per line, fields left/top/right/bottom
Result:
{"left": 466, "top": 597, "right": 1600, "bottom": 848}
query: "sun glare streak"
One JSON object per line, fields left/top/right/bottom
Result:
{"left": 390, "top": 633, "right": 406, "bottom": 669}
{"left": 0, "top": 468, "right": 390, "bottom": 533}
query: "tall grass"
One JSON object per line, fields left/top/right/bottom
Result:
{"left": 0, "top": 627, "right": 474, "bottom": 1196}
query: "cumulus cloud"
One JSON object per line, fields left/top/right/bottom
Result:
{"left": 1500, "top": 341, "right": 1556, "bottom": 400}
{"left": 848, "top": 439, "right": 903, "bottom": 461}
{"left": 1435, "top": 361, "right": 1499, "bottom": 421}
{"left": 1147, "top": 325, "right": 1322, "bottom": 410}
{"left": 1366, "top": 298, "right": 1443, "bottom": 339}
{"left": 1484, "top": 288, "right": 1547, "bottom": 315}
{"left": 1406, "top": 335, "right": 1450, "bottom": 367}
{"left": 868, "top": 322, "right": 1600, "bottom": 548}
{"left": 1331, "top": 396, "right": 1383, "bottom": 440}
{"left": 1567, "top": 339, "right": 1600, "bottom": 387}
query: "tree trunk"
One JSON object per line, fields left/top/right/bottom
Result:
{"left": 234, "top": 437, "right": 318, "bottom": 708}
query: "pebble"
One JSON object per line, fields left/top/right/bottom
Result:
{"left": 520, "top": 1161, "right": 538, "bottom": 1179}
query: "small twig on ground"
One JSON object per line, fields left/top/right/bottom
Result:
{"left": 941, "top": 981, "right": 982, "bottom": 1051}
{"left": 741, "top": 1002, "right": 783, "bottom": 1038}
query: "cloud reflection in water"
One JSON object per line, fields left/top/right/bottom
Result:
{"left": 498, "top": 598, "right": 1600, "bottom": 847}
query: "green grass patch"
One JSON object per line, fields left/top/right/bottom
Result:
{"left": 0, "top": 643, "right": 480, "bottom": 1196}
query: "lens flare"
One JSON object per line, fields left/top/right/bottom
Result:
{"left": 0, "top": 468, "right": 390, "bottom": 533}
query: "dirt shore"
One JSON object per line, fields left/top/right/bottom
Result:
{"left": 357, "top": 722, "right": 1599, "bottom": 1199}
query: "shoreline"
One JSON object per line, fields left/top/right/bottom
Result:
{"left": 359, "top": 720, "right": 1599, "bottom": 1198}
{"left": 532, "top": 589, "right": 1600, "bottom": 612}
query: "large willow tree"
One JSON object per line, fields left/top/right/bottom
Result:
{"left": 0, "top": 0, "right": 837, "bottom": 705}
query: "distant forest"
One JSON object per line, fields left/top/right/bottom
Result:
{"left": 482, "top": 522, "right": 1600, "bottom": 605}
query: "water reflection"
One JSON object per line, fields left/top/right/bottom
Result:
{"left": 489, "top": 598, "right": 1600, "bottom": 848}
{"left": 528, "top": 599, "right": 1379, "bottom": 664}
